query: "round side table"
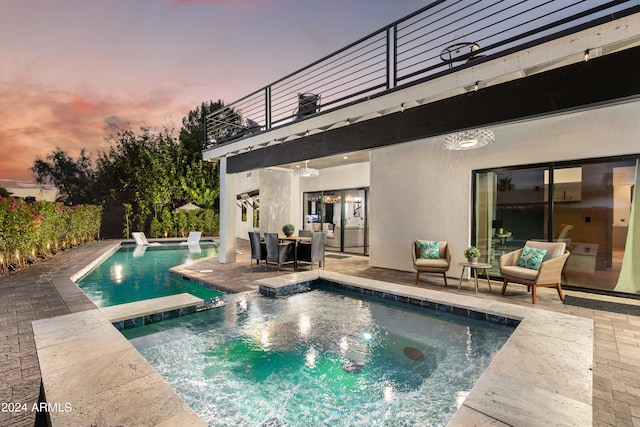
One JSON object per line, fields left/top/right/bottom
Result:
{"left": 458, "top": 261, "right": 492, "bottom": 293}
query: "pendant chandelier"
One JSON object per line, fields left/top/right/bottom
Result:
{"left": 444, "top": 129, "right": 494, "bottom": 150}
{"left": 294, "top": 160, "right": 319, "bottom": 177}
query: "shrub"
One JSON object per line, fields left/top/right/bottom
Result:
{"left": 0, "top": 198, "right": 102, "bottom": 272}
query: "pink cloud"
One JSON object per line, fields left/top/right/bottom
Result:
{"left": 0, "top": 78, "right": 186, "bottom": 182}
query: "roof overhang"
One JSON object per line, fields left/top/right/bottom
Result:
{"left": 222, "top": 42, "right": 640, "bottom": 174}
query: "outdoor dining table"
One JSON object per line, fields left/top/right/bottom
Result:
{"left": 278, "top": 235, "right": 311, "bottom": 270}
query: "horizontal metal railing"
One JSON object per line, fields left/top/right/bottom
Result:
{"left": 205, "top": 0, "right": 638, "bottom": 146}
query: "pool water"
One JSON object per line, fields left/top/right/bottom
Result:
{"left": 78, "top": 243, "right": 222, "bottom": 307}
{"left": 123, "top": 286, "right": 514, "bottom": 426}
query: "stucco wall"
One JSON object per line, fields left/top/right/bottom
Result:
{"left": 256, "top": 168, "right": 293, "bottom": 235}
{"left": 369, "top": 101, "right": 640, "bottom": 277}
{"left": 233, "top": 170, "right": 260, "bottom": 239}
{"left": 232, "top": 168, "right": 298, "bottom": 237}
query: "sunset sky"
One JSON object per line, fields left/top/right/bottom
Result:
{"left": 0, "top": 0, "right": 427, "bottom": 187}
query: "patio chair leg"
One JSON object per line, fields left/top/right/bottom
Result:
{"left": 531, "top": 286, "right": 537, "bottom": 304}
{"left": 556, "top": 283, "right": 565, "bottom": 301}
{"left": 415, "top": 271, "right": 420, "bottom": 286}
{"left": 442, "top": 273, "right": 448, "bottom": 287}
{"left": 501, "top": 279, "right": 508, "bottom": 295}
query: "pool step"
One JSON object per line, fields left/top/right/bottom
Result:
{"left": 101, "top": 293, "right": 222, "bottom": 330}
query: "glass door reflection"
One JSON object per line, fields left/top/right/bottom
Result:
{"left": 303, "top": 188, "right": 368, "bottom": 256}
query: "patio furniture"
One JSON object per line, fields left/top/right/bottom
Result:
{"left": 458, "top": 261, "right": 492, "bottom": 293}
{"left": 248, "top": 231, "right": 266, "bottom": 270}
{"left": 180, "top": 231, "right": 202, "bottom": 245}
{"left": 279, "top": 234, "right": 312, "bottom": 270}
{"left": 325, "top": 225, "right": 364, "bottom": 248}
{"left": 499, "top": 240, "right": 570, "bottom": 304}
{"left": 131, "top": 232, "right": 162, "bottom": 246}
{"left": 411, "top": 240, "right": 451, "bottom": 286}
{"left": 265, "top": 233, "right": 294, "bottom": 271}
{"left": 299, "top": 229, "right": 312, "bottom": 237}
{"left": 294, "top": 93, "right": 320, "bottom": 119}
{"left": 439, "top": 42, "right": 482, "bottom": 68}
{"left": 296, "top": 231, "right": 327, "bottom": 270}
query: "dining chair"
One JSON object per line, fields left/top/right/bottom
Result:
{"left": 296, "top": 231, "right": 327, "bottom": 270}
{"left": 264, "top": 233, "right": 294, "bottom": 271}
{"left": 248, "top": 231, "right": 266, "bottom": 270}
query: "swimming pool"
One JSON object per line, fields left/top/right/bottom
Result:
{"left": 77, "top": 243, "right": 223, "bottom": 307}
{"left": 123, "top": 284, "right": 515, "bottom": 426}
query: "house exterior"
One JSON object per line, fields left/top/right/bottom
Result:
{"left": 202, "top": 1, "right": 640, "bottom": 295}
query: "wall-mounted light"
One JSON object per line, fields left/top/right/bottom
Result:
{"left": 584, "top": 49, "right": 590, "bottom": 62}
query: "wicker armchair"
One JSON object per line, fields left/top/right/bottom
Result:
{"left": 499, "top": 241, "right": 570, "bottom": 304}
{"left": 411, "top": 240, "right": 451, "bottom": 286}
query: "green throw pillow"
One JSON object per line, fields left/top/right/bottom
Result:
{"left": 517, "top": 246, "right": 547, "bottom": 270}
{"left": 419, "top": 241, "right": 440, "bottom": 259}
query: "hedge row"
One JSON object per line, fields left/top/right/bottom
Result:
{"left": 147, "top": 208, "right": 219, "bottom": 239}
{"left": 0, "top": 197, "right": 102, "bottom": 272}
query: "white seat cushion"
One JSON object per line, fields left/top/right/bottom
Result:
{"left": 414, "top": 258, "right": 449, "bottom": 269}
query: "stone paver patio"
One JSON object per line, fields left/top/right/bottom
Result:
{"left": 1, "top": 239, "right": 639, "bottom": 426}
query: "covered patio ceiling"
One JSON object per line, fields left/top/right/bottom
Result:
{"left": 277, "top": 150, "right": 371, "bottom": 171}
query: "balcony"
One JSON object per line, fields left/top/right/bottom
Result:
{"left": 205, "top": 0, "right": 639, "bottom": 150}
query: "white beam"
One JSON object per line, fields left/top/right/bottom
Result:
{"left": 219, "top": 158, "right": 236, "bottom": 264}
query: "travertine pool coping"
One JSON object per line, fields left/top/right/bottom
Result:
{"left": 33, "top": 268, "right": 592, "bottom": 426}
{"left": 258, "top": 270, "right": 594, "bottom": 427}
{"left": 32, "top": 309, "right": 207, "bottom": 426}
{"left": 100, "top": 292, "right": 204, "bottom": 322}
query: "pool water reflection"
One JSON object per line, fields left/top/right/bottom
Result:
{"left": 78, "top": 243, "right": 222, "bottom": 307}
{"left": 123, "top": 286, "right": 514, "bottom": 426}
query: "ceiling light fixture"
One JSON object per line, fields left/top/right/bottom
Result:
{"left": 294, "top": 160, "right": 319, "bottom": 177}
{"left": 444, "top": 129, "right": 494, "bottom": 150}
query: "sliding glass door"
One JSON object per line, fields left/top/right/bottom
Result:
{"left": 475, "top": 168, "right": 548, "bottom": 275}
{"left": 474, "top": 156, "right": 639, "bottom": 295}
{"left": 302, "top": 187, "right": 369, "bottom": 255}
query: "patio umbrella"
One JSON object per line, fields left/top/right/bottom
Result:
{"left": 172, "top": 203, "right": 202, "bottom": 213}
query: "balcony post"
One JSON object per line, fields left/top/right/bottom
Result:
{"left": 265, "top": 86, "right": 271, "bottom": 130}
